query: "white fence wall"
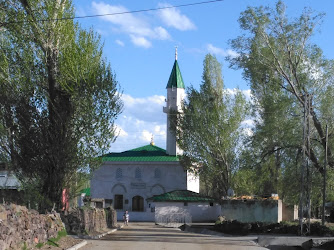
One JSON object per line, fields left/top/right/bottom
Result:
{"left": 155, "top": 202, "right": 221, "bottom": 222}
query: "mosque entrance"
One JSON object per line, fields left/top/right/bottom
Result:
{"left": 132, "top": 195, "right": 144, "bottom": 211}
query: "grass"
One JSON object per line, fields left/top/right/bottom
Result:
{"left": 36, "top": 242, "right": 44, "bottom": 249}
{"left": 22, "top": 242, "right": 28, "bottom": 250}
{"left": 279, "top": 220, "right": 298, "bottom": 226}
{"left": 46, "top": 229, "right": 67, "bottom": 247}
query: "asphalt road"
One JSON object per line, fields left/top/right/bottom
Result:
{"left": 81, "top": 222, "right": 268, "bottom": 250}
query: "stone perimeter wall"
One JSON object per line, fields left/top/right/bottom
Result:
{"left": 0, "top": 204, "right": 117, "bottom": 250}
{"left": 61, "top": 207, "right": 117, "bottom": 235}
{"left": 0, "top": 204, "right": 64, "bottom": 250}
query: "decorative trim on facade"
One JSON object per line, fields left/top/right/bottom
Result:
{"left": 111, "top": 183, "right": 127, "bottom": 193}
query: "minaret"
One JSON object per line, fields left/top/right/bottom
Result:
{"left": 163, "top": 47, "right": 185, "bottom": 156}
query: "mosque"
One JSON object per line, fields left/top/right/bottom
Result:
{"left": 90, "top": 50, "right": 220, "bottom": 221}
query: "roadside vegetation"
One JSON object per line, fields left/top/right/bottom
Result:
{"left": 214, "top": 220, "right": 334, "bottom": 236}
{"left": 175, "top": 0, "right": 334, "bottom": 218}
{"left": 0, "top": 0, "right": 123, "bottom": 210}
{"left": 1, "top": 0, "right": 334, "bottom": 226}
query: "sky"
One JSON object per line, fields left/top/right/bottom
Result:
{"left": 72, "top": 0, "right": 334, "bottom": 152}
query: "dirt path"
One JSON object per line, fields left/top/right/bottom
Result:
{"left": 81, "top": 222, "right": 267, "bottom": 250}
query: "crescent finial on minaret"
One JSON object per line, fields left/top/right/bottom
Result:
{"left": 175, "top": 46, "right": 178, "bottom": 61}
{"left": 150, "top": 134, "right": 155, "bottom": 146}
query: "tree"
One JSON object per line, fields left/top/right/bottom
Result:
{"left": 228, "top": 1, "right": 334, "bottom": 218}
{"left": 229, "top": 1, "right": 334, "bottom": 176}
{"left": 174, "top": 54, "right": 248, "bottom": 198}
{"left": 232, "top": 82, "right": 304, "bottom": 201}
{"left": 0, "top": 0, "right": 123, "bottom": 209}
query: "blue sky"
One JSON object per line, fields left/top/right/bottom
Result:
{"left": 72, "top": 0, "right": 334, "bottom": 152}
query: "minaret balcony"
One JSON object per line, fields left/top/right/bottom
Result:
{"left": 163, "top": 106, "right": 183, "bottom": 113}
{"left": 163, "top": 106, "right": 169, "bottom": 113}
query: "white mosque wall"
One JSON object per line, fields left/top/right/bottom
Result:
{"left": 187, "top": 171, "right": 199, "bottom": 193}
{"left": 117, "top": 211, "right": 155, "bottom": 222}
{"left": 91, "top": 161, "right": 188, "bottom": 219}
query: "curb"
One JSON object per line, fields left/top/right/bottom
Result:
{"left": 67, "top": 240, "right": 87, "bottom": 250}
{"left": 70, "top": 224, "right": 123, "bottom": 240}
{"left": 66, "top": 227, "right": 121, "bottom": 250}
{"left": 87, "top": 228, "right": 118, "bottom": 240}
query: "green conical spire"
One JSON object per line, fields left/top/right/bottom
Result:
{"left": 166, "top": 48, "right": 185, "bottom": 89}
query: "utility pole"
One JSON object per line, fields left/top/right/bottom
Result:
{"left": 299, "top": 95, "right": 307, "bottom": 235}
{"left": 299, "top": 94, "right": 312, "bottom": 235}
{"left": 322, "top": 125, "right": 328, "bottom": 226}
{"left": 305, "top": 95, "right": 311, "bottom": 234}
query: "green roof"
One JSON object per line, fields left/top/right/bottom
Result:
{"left": 102, "top": 144, "right": 179, "bottom": 162}
{"left": 147, "top": 190, "right": 216, "bottom": 202}
{"left": 81, "top": 187, "right": 90, "bottom": 196}
{"left": 166, "top": 60, "right": 185, "bottom": 89}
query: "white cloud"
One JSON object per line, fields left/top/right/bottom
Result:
{"left": 109, "top": 91, "right": 255, "bottom": 153}
{"left": 242, "top": 127, "right": 254, "bottom": 137}
{"left": 153, "top": 26, "right": 171, "bottom": 40}
{"left": 130, "top": 35, "right": 152, "bottom": 48}
{"left": 207, "top": 44, "right": 225, "bottom": 57}
{"left": 115, "top": 126, "right": 128, "bottom": 137}
{"left": 241, "top": 119, "right": 254, "bottom": 127}
{"left": 109, "top": 94, "right": 167, "bottom": 152}
{"left": 226, "top": 49, "right": 240, "bottom": 59}
{"left": 225, "top": 88, "right": 252, "bottom": 101}
{"left": 207, "top": 44, "right": 239, "bottom": 58}
{"left": 154, "top": 125, "right": 165, "bottom": 135}
{"left": 226, "top": 88, "right": 239, "bottom": 95}
{"left": 140, "top": 130, "right": 153, "bottom": 142}
{"left": 115, "top": 39, "right": 125, "bottom": 47}
{"left": 158, "top": 3, "right": 196, "bottom": 31}
{"left": 92, "top": 2, "right": 171, "bottom": 48}
{"left": 122, "top": 94, "right": 165, "bottom": 107}
{"left": 242, "top": 89, "right": 252, "bottom": 101}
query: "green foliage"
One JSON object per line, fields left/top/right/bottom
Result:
{"left": 22, "top": 242, "right": 28, "bottom": 250}
{"left": 47, "top": 229, "right": 67, "bottom": 247}
{"left": 229, "top": 0, "right": 334, "bottom": 206}
{"left": 47, "top": 240, "right": 59, "bottom": 247}
{"left": 175, "top": 54, "right": 248, "bottom": 198}
{"left": 0, "top": 0, "right": 123, "bottom": 209}
{"left": 58, "top": 229, "right": 68, "bottom": 238}
{"left": 231, "top": 168, "right": 257, "bottom": 196}
{"left": 35, "top": 242, "right": 44, "bottom": 249}
{"left": 214, "top": 220, "right": 334, "bottom": 236}
{"left": 67, "top": 171, "right": 91, "bottom": 204}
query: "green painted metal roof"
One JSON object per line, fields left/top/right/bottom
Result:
{"left": 102, "top": 144, "right": 179, "bottom": 162}
{"left": 166, "top": 60, "right": 185, "bottom": 89}
{"left": 81, "top": 187, "right": 90, "bottom": 196}
{"left": 147, "top": 190, "right": 216, "bottom": 202}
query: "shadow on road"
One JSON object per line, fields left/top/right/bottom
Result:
{"left": 97, "top": 223, "right": 259, "bottom": 247}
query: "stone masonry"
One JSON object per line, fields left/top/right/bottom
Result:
{"left": 61, "top": 207, "right": 117, "bottom": 235}
{"left": 0, "top": 203, "right": 64, "bottom": 250}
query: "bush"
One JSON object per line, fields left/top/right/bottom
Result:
{"left": 214, "top": 220, "right": 334, "bottom": 236}
{"left": 214, "top": 220, "right": 250, "bottom": 235}
{"left": 310, "top": 222, "right": 333, "bottom": 236}
{"left": 329, "top": 208, "right": 334, "bottom": 223}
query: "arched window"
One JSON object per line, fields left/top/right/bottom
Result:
{"left": 116, "top": 168, "right": 122, "bottom": 180}
{"left": 154, "top": 168, "right": 161, "bottom": 179}
{"left": 132, "top": 196, "right": 144, "bottom": 211}
{"left": 135, "top": 167, "right": 141, "bottom": 179}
